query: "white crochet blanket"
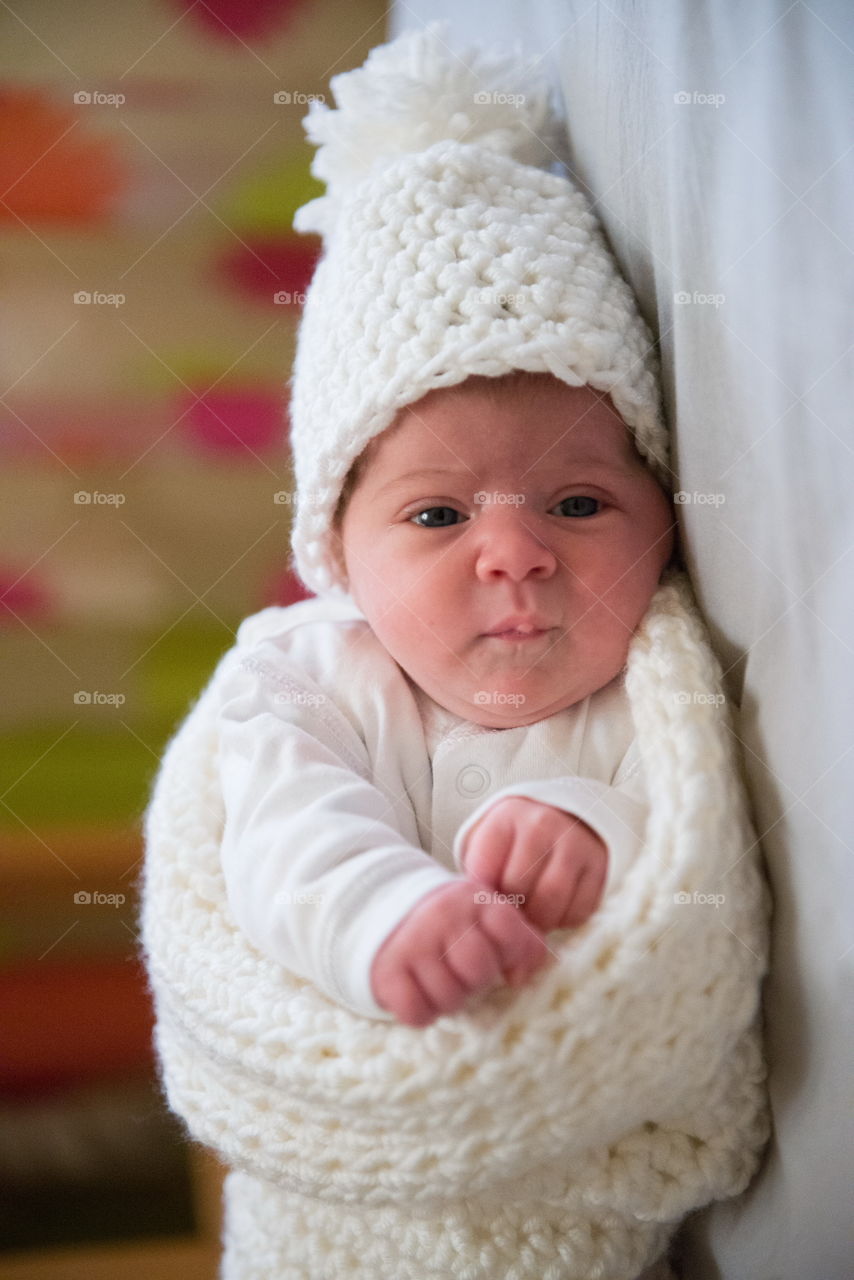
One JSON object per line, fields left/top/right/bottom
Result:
{"left": 139, "top": 569, "right": 771, "bottom": 1280}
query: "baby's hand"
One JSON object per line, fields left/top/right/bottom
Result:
{"left": 370, "top": 880, "right": 553, "bottom": 1028}
{"left": 459, "top": 797, "right": 608, "bottom": 934}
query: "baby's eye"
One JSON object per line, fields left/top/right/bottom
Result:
{"left": 553, "top": 495, "right": 601, "bottom": 518}
{"left": 410, "top": 506, "right": 464, "bottom": 528}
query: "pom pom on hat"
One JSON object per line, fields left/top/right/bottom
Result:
{"left": 287, "top": 22, "right": 671, "bottom": 598}
{"left": 293, "top": 23, "right": 567, "bottom": 239}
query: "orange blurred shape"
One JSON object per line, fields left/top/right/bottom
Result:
{"left": 0, "top": 88, "right": 129, "bottom": 223}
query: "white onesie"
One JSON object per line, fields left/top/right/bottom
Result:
{"left": 215, "top": 594, "right": 649, "bottom": 1020}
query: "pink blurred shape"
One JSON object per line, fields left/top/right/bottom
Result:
{"left": 168, "top": 0, "right": 308, "bottom": 42}
{"left": 262, "top": 566, "right": 315, "bottom": 607}
{"left": 0, "top": 567, "right": 57, "bottom": 625}
{"left": 178, "top": 386, "right": 284, "bottom": 454}
{"left": 213, "top": 237, "right": 319, "bottom": 306}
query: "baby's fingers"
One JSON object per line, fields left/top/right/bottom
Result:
{"left": 441, "top": 917, "right": 503, "bottom": 993}
{"left": 461, "top": 807, "right": 515, "bottom": 886}
{"left": 379, "top": 966, "right": 442, "bottom": 1028}
{"left": 480, "top": 900, "right": 553, "bottom": 980}
{"left": 410, "top": 951, "right": 477, "bottom": 1021}
{"left": 555, "top": 858, "right": 608, "bottom": 929}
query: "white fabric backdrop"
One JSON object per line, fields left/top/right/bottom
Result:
{"left": 387, "top": 3, "right": 854, "bottom": 1275}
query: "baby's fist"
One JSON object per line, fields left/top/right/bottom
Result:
{"left": 370, "top": 880, "right": 552, "bottom": 1028}
{"left": 460, "top": 797, "right": 608, "bottom": 933}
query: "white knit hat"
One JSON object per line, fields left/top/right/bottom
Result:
{"left": 287, "top": 21, "right": 671, "bottom": 598}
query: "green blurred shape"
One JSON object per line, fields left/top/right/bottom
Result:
{"left": 127, "top": 348, "right": 276, "bottom": 397}
{"left": 0, "top": 620, "right": 235, "bottom": 829}
{"left": 215, "top": 155, "right": 325, "bottom": 234}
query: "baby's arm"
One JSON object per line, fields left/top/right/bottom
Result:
{"left": 373, "top": 753, "right": 650, "bottom": 1024}
{"left": 216, "top": 642, "right": 467, "bottom": 1021}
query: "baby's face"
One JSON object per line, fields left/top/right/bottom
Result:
{"left": 338, "top": 374, "right": 675, "bottom": 728}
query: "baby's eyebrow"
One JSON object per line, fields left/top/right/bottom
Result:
{"left": 375, "top": 467, "right": 469, "bottom": 495}
{"left": 378, "top": 458, "right": 637, "bottom": 494}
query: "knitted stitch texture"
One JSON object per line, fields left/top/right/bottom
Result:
{"left": 139, "top": 568, "right": 771, "bottom": 1280}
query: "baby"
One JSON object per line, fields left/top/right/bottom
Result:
{"left": 212, "top": 26, "right": 683, "bottom": 1032}
{"left": 145, "top": 28, "right": 770, "bottom": 1280}
{"left": 215, "top": 368, "right": 675, "bottom": 1028}
{"left": 339, "top": 372, "right": 674, "bottom": 1025}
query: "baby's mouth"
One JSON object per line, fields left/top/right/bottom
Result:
{"left": 484, "top": 628, "right": 551, "bottom": 643}
{"left": 482, "top": 611, "right": 557, "bottom": 641}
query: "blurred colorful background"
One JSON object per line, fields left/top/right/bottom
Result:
{"left": 0, "top": 1, "right": 387, "bottom": 1274}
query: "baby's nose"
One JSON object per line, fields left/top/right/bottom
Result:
{"left": 473, "top": 513, "right": 557, "bottom": 581}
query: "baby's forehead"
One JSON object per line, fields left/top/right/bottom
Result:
{"left": 370, "top": 393, "right": 645, "bottom": 477}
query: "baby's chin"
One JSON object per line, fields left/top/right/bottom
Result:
{"left": 465, "top": 701, "right": 574, "bottom": 729}
{"left": 401, "top": 650, "right": 630, "bottom": 727}
{"left": 433, "top": 683, "right": 601, "bottom": 729}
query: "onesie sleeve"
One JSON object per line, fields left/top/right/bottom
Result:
{"left": 214, "top": 641, "right": 462, "bottom": 1021}
{"left": 451, "top": 737, "right": 649, "bottom": 898}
